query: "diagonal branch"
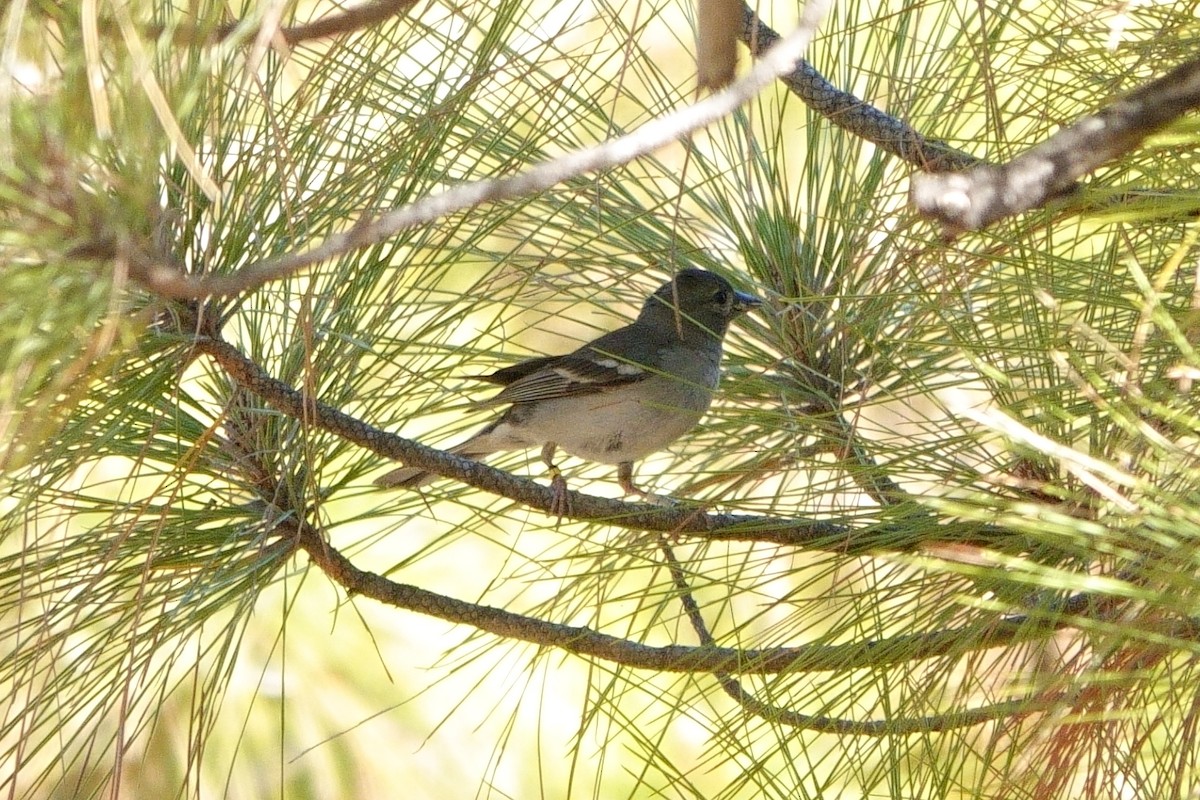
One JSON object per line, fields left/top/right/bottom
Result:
{"left": 660, "top": 535, "right": 1064, "bottom": 734}
{"left": 239, "top": 0, "right": 420, "bottom": 45}
{"left": 132, "top": 1, "right": 833, "bottom": 300}
{"left": 103, "top": 0, "right": 422, "bottom": 47}
{"left": 192, "top": 333, "right": 1015, "bottom": 551}
{"left": 911, "top": 56, "right": 1200, "bottom": 233}
{"left": 739, "top": 9, "right": 1200, "bottom": 234}
{"left": 738, "top": 5, "right": 980, "bottom": 171}
{"left": 295, "top": 512, "right": 1077, "bottom": 676}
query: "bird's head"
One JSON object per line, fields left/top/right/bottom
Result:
{"left": 640, "top": 268, "right": 762, "bottom": 342}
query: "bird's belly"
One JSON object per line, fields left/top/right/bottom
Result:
{"left": 520, "top": 386, "right": 711, "bottom": 464}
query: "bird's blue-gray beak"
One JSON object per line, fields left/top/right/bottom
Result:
{"left": 733, "top": 290, "right": 763, "bottom": 315}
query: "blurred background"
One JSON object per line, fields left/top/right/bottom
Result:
{"left": 3, "top": 0, "right": 1200, "bottom": 797}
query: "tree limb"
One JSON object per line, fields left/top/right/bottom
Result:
{"left": 293, "top": 513, "right": 1082, "bottom": 676}
{"left": 192, "top": 333, "right": 1015, "bottom": 551}
{"left": 660, "top": 534, "right": 1065, "bottom": 734}
{"left": 132, "top": 2, "right": 832, "bottom": 299}
{"left": 738, "top": 5, "right": 980, "bottom": 172}
{"left": 911, "top": 56, "right": 1200, "bottom": 234}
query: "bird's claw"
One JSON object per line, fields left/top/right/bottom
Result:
{"left": 548, "top": 468, "right": 573, "bottom": 520}
{"left": 617, "top": 462, "right": 677, "bottom": 507}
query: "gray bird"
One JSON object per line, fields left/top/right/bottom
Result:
{"left": 375, "top": 269, "right": 761, "bottom": 513}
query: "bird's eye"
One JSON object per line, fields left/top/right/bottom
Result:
{"left": 714, "top": 289, "right": 730, "bottom": 306}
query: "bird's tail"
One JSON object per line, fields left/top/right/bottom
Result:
{"left": 373, "top": 435, "right": 497, "bottom": 489}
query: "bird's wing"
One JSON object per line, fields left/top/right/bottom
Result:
{"left": 478, "top": 346, "right": 651, "bottom": 407}
{"left": 478, "top": 355, "right": 561, "bottom": 386}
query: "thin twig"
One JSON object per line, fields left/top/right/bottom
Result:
{"left": 132, "top": 0, "right": 422, "bottom": 47}
{"left": 131, "top": 2, "right": 833, "bottom": 299}
{"left": 660, "top": 535, "right": 1064, "bottom": 734}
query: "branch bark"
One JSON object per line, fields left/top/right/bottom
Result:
{"left": 133, "top": 2, "right": 832, "bottom": 299}
{"left": 738, "top": 5, "right": 980, "bottom": 171}
{"left": 659, "top": 536, "right": 1063, "bottom": 734}
{"left": 293, "top": 512, "right": 1088, "bottom": 676}
{"left": 911, "top": 56, "right": 1200, "bottom": 233}
{"left": 192, "top": 333, "right": 1015, "bottom": 551}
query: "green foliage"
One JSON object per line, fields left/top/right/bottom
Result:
{"left": 3, "top": 0, "right": 1200, "bottom": 798}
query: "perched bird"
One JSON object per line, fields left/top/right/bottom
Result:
{"left": 375, "top": 269, "right": 762, "bottom": 514}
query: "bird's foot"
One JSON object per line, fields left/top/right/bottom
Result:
{"left": 548, "top": 467, "right": 573, "bottom": 520}
{"left": 617, "top": 462, "right": 677, "bottom": 507}
{"left": 541, "top": 442, "right": 573, "bottom": 520}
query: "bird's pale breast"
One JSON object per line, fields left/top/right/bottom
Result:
{"left": 501, "top": 361, "right": 719, "bottom": 464}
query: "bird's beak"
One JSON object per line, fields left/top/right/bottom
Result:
{"left": 733, "top": 290, "right": 763, "bottom": 315}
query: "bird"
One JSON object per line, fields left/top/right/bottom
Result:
{"left": 375, "top": 268, "right": 762, "bottom": 515}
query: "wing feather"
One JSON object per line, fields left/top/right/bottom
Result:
{"left": 478, "top": 350, "right": 648, "bottom": 407}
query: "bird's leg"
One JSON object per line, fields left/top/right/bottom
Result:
{"left": 617, "top": 462, "right": 677, "bottom": 507}
{"left": 541, "top": 442, "right": 572, "bottom": 519}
